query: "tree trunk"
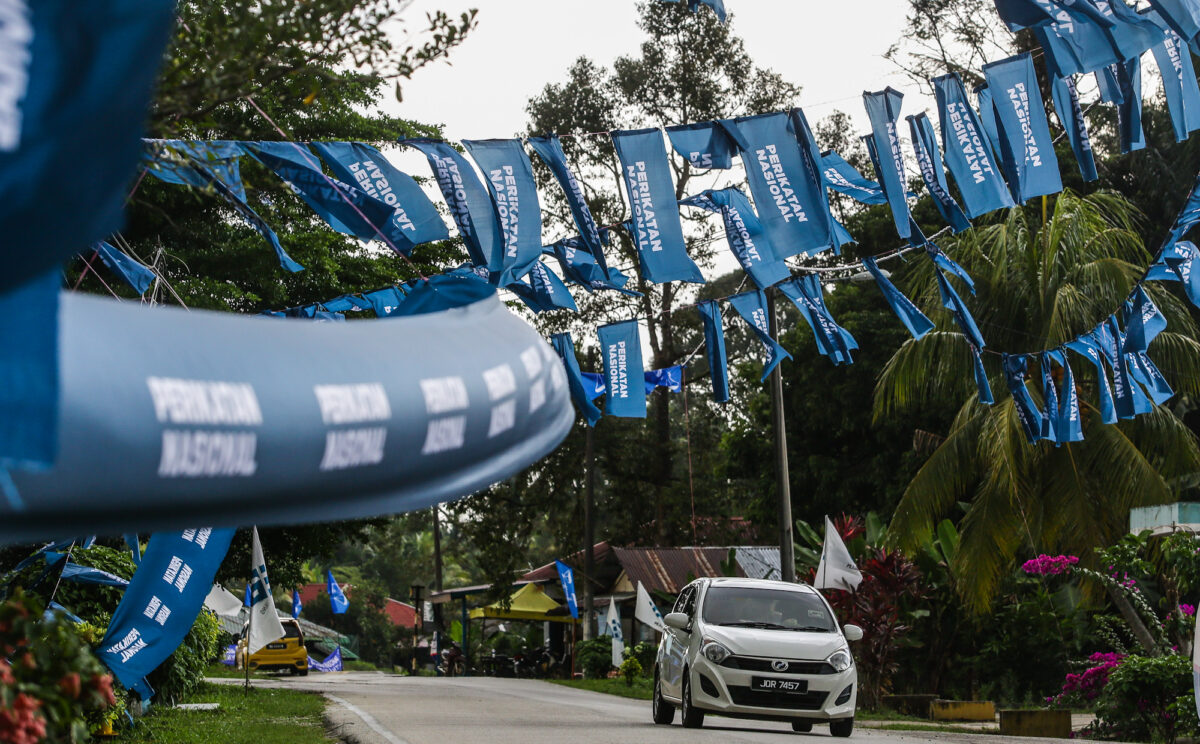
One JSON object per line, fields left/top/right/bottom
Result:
{"left": 1107, "top": 583, "right": 1160, "bottom": 655}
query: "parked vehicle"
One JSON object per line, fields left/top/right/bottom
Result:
{"left": 438, "top": 641, "right": 467, "bottom": 677}
{"left": 652, "top": 578, "right": 862, "bottom": 736}
{"left": 236, "top": 617, "right": 308, "bottom": 676}
{"left": 481, "top": 649, "right": 514, "bottom": 677}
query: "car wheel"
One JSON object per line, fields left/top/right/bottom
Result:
{"left": 651, "top": 671, "right": 675, "bottom": 725}
{"left": 791, "top": 721, "right": 813, "bottom": 733}
{"left": 830, "top": 718, "right": 854, "bottom": 738}
{"left": 680, "top": 673, "right": 704, "bottom": 729}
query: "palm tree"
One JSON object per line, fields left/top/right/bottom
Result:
{"left": 875, "top": 191, "right": 1200, "bottom": 613}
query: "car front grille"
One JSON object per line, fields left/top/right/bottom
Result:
{"left": 721, "top": 656, "right": 836, "bottom": 675}
{"left": 728, "top": 686, "right": 830, "bottom": 710}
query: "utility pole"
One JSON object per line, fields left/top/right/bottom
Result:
{"left": 767, "top": 290, "right": 796, "bottom": 583}
{"left": 431, "top": 506, "right": 444, "bottom": 669}
{"left": 583, "top": 424, "right": 596, "bottom": 640}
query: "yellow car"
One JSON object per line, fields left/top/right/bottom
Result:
{"left": 236, "top": 618, "right": 308, "bottom": 676}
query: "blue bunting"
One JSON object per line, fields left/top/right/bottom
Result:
{"left": 993, "top": 0, "right": 1115, "bottom": 32}
{"left": 1153, "top": 240, "right": 1200, "bottom": 306}
{"left": 932, "top": 74, "right": 1015, "bottom": 218}
{"left": 1002, "top": 353, "right": 1045, "bottom": 443}
{"left": 1039, "top": 351, "right": 1060, "bottom": 442}
{"left": 402, "top": 139, "right": 502, "bottom": 271}
{"left": 697, "top": 300, "right": 730, "bottom": 403}
{"left": 982, "top": 54, "right": 1064, "bottom": 203}
{"left": 971, "top": 345, "right": 995, "bottom": 405}
{"left": 664, "top": 121, "right": 741, "bottom": 169}
{"left": 926, "top": 243, "right": 977, "bottom": 294}
{"left": 551, "top": 333, "right": 603, "bottom": 427}
{"left": 580, "top": 372, "right": 606, "bottom": 401}
{"left": 145, "top": 140, "right": 248, "bottom": 202}
{"left": 462, "top": 139, "right": 545, "bottom": 286}
{"left": 1096, "top": 64, "right": 1125, "bottom": 103}
{"left": 93, "top": 241, "right": 156, "bottom": 296}
{"left": 321, "top": 294, "right": 372, "bottom": 313}
{"left": 660, "top": 0, "right": 727, "bottom": 21}
{"left": 598, "top": 320, "right": 647, "bottom": 418}
{"left": 1046, "top": 350, "right": 1084, "bottom": 442}
{"left": 1146, "top": 0, "right": 1200, "bottom": 48}
{"left": 0, "top": 272, "right": 58, "bottom": 471}
{"left": 907, "top": 113, "right": 972, "bottom": 233}
{"left": 934, "top": 267, "right": 987, "bottom": 350}
{"left": 611, "top": 128, "right": 706, "bottom": 283}
{"left": 1123, "top": 285, "right": 1167, "bottom": 352}
{"left": 861, "top": 257, "right": 935, "bottom": 340}
{"left": 545, "top": 237, "right": 640, "bottom": 296}
{"left": 779, "top": 276, "right": 858, "bottom": 366}
{"left": 821, "top": 151, "right": 886, "bottom": 205}
{"left": 728, "top": 290, "right": 792, "bottom": 381}
{"left": 362, "top": 286, "right": 407, "bottom": 317}
{"left": 644, "top": 367, "right": 683, "bottom": 394}
{"left": 1115, "top": 57, "right": 1146, "bottom": 153}
{"left": 508, "top": 261, "right": 577, "bottom": 314}
{"left": 1064, "top": 332, "right": 1118, "bottom": 425}
{"left": 680, "top": 188, "right": 790, "bottom": 289}
{"left": 1147, "top": 21, "right": 1200, "bottom": 142}
{"left": 974, "top": 85, "right": 1009, "bottom": 172}
{"left": 1050, "top": 76, "right": 1099, "bottom": 182}
{"left": 1100, "top": 318, "right": 1155, "bottom": 418}
{"left": 863, "top": 89, "right": 913, "bottom": 240}
{"left": 528, "top": 135, "right": 612, "bottom": 276}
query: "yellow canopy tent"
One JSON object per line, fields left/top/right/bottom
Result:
{"left": 468, "top": 583, "right": 578, "bottom": 623}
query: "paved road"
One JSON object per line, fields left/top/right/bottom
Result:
{"left": 224, "top": 673, "right": 1072, "bottom": 744}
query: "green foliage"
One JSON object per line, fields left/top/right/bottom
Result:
{"left": 148, "top": 609, "right": 222, "bottom": 705}
{"left": 1092, "top": 655, "right": 1196, "bottom": 743}
{"left": 302, "top": 586, "right": 402, "bottom": 668}
{"left": 619, "top": 655, "right": 643, "bottom": 686}
{"left": 575, "top": 636, "right": 614, "bottom": 679}
{"left": 0, "top": 591, "right": 117, "bottom": 743}
{"left": 624, "top": 642, "right": 657, "bottom": 675}
{"left": 119, "top": 682, "right": 329, "bottom": 744}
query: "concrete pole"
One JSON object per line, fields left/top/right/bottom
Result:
{"left": 767, "top": 290, "right": 796, "bottom": 583}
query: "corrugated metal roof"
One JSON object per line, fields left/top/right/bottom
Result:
{"left": 734, "top": 546, "right": 782, "bottom": 580}
{"left": 613, "top": 547, "right": 740, "bottom": 594}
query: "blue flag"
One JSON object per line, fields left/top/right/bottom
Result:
{"left": 1002, "top": 354, "right": 1046, "bottom": 444}
{"left": 779, "top": 276, "right": 858, "bottom": 366}
{"left": 1048, "top": 351, "right": 1081, "bottom": 442}
{"left": 664, "top": 121, "right": 741, "bottom": 169}
{"left": 311, "top": 141, "right": 450, "bottom": 252}
{"left": 680, "top": 188, "right": 790, "bottom": 289}
{"left": 982, "top": 54, "right": 1063, "bottom": 203}
{"left": 861, "top": 257, "right": 934, "bottom": 340}
{"left": 1128, "top": 350, "right": 1175, "bottom": 405}
{"left": 732, "top": 112, "right": 834, "bottom": 257}
{"left": 1156, "top": 241, "right": 1200, "bottom": 306}
{"left": 580, "top": 372, "right": 606, "bottom": 401}
{"left": 1050, "top": 76, "right": 1099, "bottom": 182}
{"left": 321, "top": 294, "right": 372, "bottom": 313}
{"left": 1146, "top": 0, "right": 1200, "bottom": 46}
{"left": 697, "top": 300, "right": 730, "bottom": 403}
{"left": 645, "top": 366, "right": 683, "bottom": 394}
{"left": 550, "top": 332, "right": 603, "bottom": 427}
{"left": 611, "top": 129, "right": 705, "bottom": 284}
{"left": 934, "top": 268, "right": 986, "bottom": 350}
{"left": 927, "top": 243, "right": 976, "bottom": 294}
{"left": 993, "top": 0, "right": 1117, "bottom": 31}
{"left": 93, "top": 241, "right": 156, "bottom": 296}
{"left": 362, "top": 286, "right": 406, "bottom": 317}
{"left": 555, "top": 560, "right": 579, "bottom": 619}
{"left": 508, "top": 261, "right": 577, "bottom": 314}
{"left": 292, "top": 590, "right": 302, "bottom": 619}
{"left": 1065, "top": 333, "right": 1118, "bottom": 425}
{"left": 863, "top": 89, "right": 913, "bottom": 239}
{"left": 1101, "top": 317, "right": 1155, "bottom": 419}
{"left": 144, "top": 140, "right": 249, "bottom": 203}
{"left": 821, "top": 151, "right": 886, "bottom": 205}
{"left": 327, "top": 570, "right": 349, "bottom": 614}
{"left": 1115, "top": 57, "right": 1147, "bottom": 153}
{"left": 932, "top": 74, "right": 1015, "bottom": 218}
{"left": 528, "top": 135, "right": 611, "bottom": 278}
{"left": 728, "top": 291, "right": 792, "bottom": 381}
{"left": 1148, "top": 24, "right": 1200, "bottom": 142}
{"left": 971, "top": 344, "right": 995, "bottom": 405}
{"left": 1039, "top": 352, "right": 1060, "bottom": 442}
{"left": 309, "top": 647, "right": 343, "bottom": 672}
{"left": 907, "top": 113, "right": 971, "bottom": 233}
{"left": 461, "top": 139, "right": 544, "bottom": 286}
{"left": 974, "top": 85, "right": 1009, "bottom": 174}
{"left": 402, "top": 139, "right": 502, "bottom": 271}
{"left": 1124, "top": 285, "right": 1168, "bottom": 352}
{"left": 598, "top": 320, "right": 647, "bottom": 418}
{"left": 97, "top": 528, "right": 235, "bottom": 698}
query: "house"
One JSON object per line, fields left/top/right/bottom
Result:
{"left": 295, "top": 582, "right": 419, "bottom": 629}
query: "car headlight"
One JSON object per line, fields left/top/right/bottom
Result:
{"left": 827, "top": 647, "right": 853, "bottom": 672}
{"left": 701, "top": 640, "right": 731, "bottom": 664}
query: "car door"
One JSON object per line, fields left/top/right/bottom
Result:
{"left": 662, "top": 584, "right": 695, "bottom": 698}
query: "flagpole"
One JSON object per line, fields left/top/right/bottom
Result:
{"left": 767, "top": 289, "right": 796, "bottom": 583}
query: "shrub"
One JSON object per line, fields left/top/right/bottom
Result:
{"left": 146, "top": 608, "right": 222, "bottom": 704}
{"left": 619, "top": 656, "right": 643, "bottom": 686}
{"left": 1090, "top": 654, "right": 1198, "bottom": 743}
{"left": 1047, "top": 652, "right": 1126, "bottom": 707}
{"left": 0, "top": 590, "right": 116, "bottom": 743}
{"left": 575, "top": 637, "right": 613, "bottom": 679}
{"left": 624, "top": 642, "right": 655, "bottom": 676}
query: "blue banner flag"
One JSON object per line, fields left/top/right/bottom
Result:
{"left": 327, "top": 570, "right": 349, "bottom": 614}
{"left": 821, "top": 151, "right": 886, "bottom": 205}
{"left": 907, "top": 113, "right": 971, "bottom": 233}
{"left": 1124, "top": 285, "right": 1168, "bottom": 353}
{"left": 1064, "top": 333, "right": 1118, "bottom": 425}
{"left": 728, "top": 291, "right": 792, "bottom": 381}
{"left": 863, "top": 89, "right": 913, "bottom": 239}
{"left": 0, "top": 272, "right": 59, "bottom": 471}
{"left": 1147, "top": 0, "right": 1200, "bottom": 46}
{"left": 244, "top": 584, "right": 252, "bottom": 607}
{"left": 970, "top": 344, "right": 995, "bottom": 405}
{"left": 361, "top": 286, "right": 406, "bottom": 317}
{"left": 144, "top": 140, "right": 249, "bottom": 203}
{"left": 932, "top": 74, "right": 1015, "bottom": 218}
{"left": 993, "top": 0, "right": 1116, "bottom": 31}
{"left": 974, "top": 85, "right": 1009, "bottom": 173}
{"left": 927, "top": 243, "right": 976, "bottom": 294}
{"left": 733, "top": 112, "right": 834, "bottom": 257}
{"left": 1039, "top": 352, "right": 1060, "bottom": 442}
{"left": 1149, "top": 26, "right": 1200, "bottom": 142}
{"left": 598, "top": 320, "right": 647, "bottom": 418}
{"left": 611, "top": 129, "right": 705, "bottom": 284}
{"left": 550, "top": 333, "right": 603, "bottom": 427}
{"left": 508, "top": 261, "right": 577, "bottom": 314}
{"left": 934, "top": 268, "right": 987, "bottom": 350}
{"left": 461, "top": 139, "right": 544, "bottom": 287}
{"left": 555, "top": 560, "right": 579, "bottom": 619}
{"left": 528, "top": 135, "right": 611, "bottom": 277}
{"left": 982, "top": 54, "right": 1063, "bottom": 202}
{"left": 1101, "top": 317, "right": 1155, "bottom": 419}
{"left": 0, "top": 0, "right": 176, "bottom": 294}
{"left": 311, "top": 142, "right": 450, "bottom": 252}
{"left": 309, "top": 647, "right": 343, "bottom": 672}
{"left": 1156, "top": 241, "right": 1200, "bottom": 306}
{"left": 697, "top": 300, "right": 730, "bottom": 403}
{"left": 98, "top": 528, "right": 235, "bottom": 698}
{"left": 1128, "top": 349, "right": 1175, "bottom": 405}
{"left": 681, "top": 188, "right": 790, "bottom": 289}
{"left": 779, "top": 276, "right": 858, "bottom": 366}
{"left": 580, "top": 372, "right": 606, "bottom": 401}
{"left": 402, "top": 139, "right": 502, "bottom": 270}
{"left": 1050, "top": 76, "right": 1099, "bottom": 182}
{"left": 1116, "top": 57, "right": 1146, "bottom": 153}
{"left": 664, "top": 121, "right": 740, "bottom": 170}
{"left": 546, "top": 237, "right": 639, "bottom": 296}
{"left": 1002, "top": 354, "right": 1046, "bottom": 444}
{"left": 645, "top": 367, "right": 683, "bottom": 394}
{"left": 292, "top": 589, "right": 302, "bottom": 618}
{"left": 1047, "top": 350, "right": 1083, "bottom": 441}
{"left": 93, "top": 241, "right": 156, "bottom": 296}
{"left": 861, "top": 257, "right": 934, "bottom": 340}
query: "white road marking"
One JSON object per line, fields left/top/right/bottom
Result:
{"left": 327, "top": 694, "right": 412, "bottom": 744}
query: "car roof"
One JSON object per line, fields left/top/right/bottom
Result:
{"left": 700, "top": 577, "right": 819, "bottom": 594}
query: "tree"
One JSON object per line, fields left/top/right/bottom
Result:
{"left": 876, "top": 191, "right": 1200, "bottom": 612}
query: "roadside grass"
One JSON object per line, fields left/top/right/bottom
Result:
{"left": 856, "top": 708, "right": 932, "bottom": 722}
{"left": 866, "top": 723, "right": 1001, "bottom": 734}
{"left": 203, "top": 664, "right": 300, "bottom": 680}
{"left": 117, "top": 682, "right": 332, "bottom": 743}
{"left": 546, "top": 677, "right": 654, "bottom": 700}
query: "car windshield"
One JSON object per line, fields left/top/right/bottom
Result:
{"left": 701, "top": 586, "right": 835, "bottom": 631}
{"left": 283, "top": 623, "right": 301, "bottom": 639}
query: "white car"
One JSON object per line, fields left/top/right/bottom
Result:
{"left": 652, "top": 577, "right": 862, "bottom": 736}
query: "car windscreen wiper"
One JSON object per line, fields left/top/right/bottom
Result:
{"left": 786, "top": 626, "right": 832, "bottom": 632}
{"left": 717, "top": 621, "right": 790, "bottom": 629}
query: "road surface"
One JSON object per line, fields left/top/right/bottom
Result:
{"left": 225, "top": 673, "right": 1074, "bottom": 744}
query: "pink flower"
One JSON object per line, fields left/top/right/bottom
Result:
{"left": 1022, "top": 555, "right": 1080, "bottom": 576}
{"left": 1180, "top": 604, "right": 1195, "bottom": 617}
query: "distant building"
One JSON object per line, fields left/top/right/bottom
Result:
{"left": 295, "top": 582, "right": 419, "bottom": 628}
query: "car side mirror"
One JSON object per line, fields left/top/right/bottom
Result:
{"left": 843, "top": 624, "right": 863, "bottom": 642}
{"left": 664, "top": 612, "right": 690, "bottom": 631}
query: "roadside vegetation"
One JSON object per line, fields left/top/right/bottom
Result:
{"left": 118, "top": 683, "right": 332, "bottom": 744}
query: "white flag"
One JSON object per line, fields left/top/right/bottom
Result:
{"left": 247, "top": 527, "right": 286, "bottom": 655}
{"left": 1192, "top": 613, "right": 1200, "bottom": 721}
{"left": 635, "top": 581, "right": 665, "bottom": 633}
{"left": 814, "top": 516, "right": 863, "bottom": 592}
{"left": 606, "top": 600, "right": 625, "bottom": 669}
{"left": 204, "top": 584, "right": 243, "bottom": 619}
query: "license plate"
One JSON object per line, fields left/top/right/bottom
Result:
{"left": 751, "top": 677, "right": 807, "bottom": 693}
{"left": 266, "top": 643, "right": 286, "bottom": 650}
